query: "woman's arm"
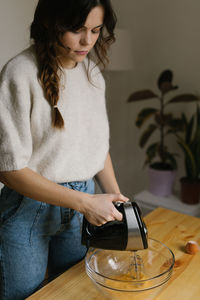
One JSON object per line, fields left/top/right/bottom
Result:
{"left": 0, "top": 167, "right": 86, "bottom": 210}
{"left": 95, "top": 152, "right": 122, "bottom": 194}
{"left": 0, "top": 167, "right": 128, "bottom": 226}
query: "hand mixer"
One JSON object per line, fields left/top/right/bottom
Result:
{"left": 81, "top": 201, "right": 148, "bottom": 251}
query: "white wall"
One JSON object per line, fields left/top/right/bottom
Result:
{"left": 0, "top": 0, "right": 38, "bottom": 70}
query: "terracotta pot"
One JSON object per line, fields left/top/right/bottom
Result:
{"left": 180, "top": 178, "right": 200, "bottom": 204}
{"left": 148, "top": 167, "right": 176, "bottom": 197}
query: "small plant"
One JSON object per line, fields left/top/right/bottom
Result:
{"left": 127, "top": 70, "right": 199, "bottom": 170}
{"left": 174, "top": 105, "right": 200, "bottom": 181}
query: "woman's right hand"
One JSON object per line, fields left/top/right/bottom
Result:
{"left": 82, "top": 193, "right": 129, "bottom": 226}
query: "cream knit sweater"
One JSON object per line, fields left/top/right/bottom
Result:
{"left": 0, "top": 46, "right": 109, "bottom": 182}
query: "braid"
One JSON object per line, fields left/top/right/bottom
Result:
{"left": 34, "top": 42, "right": 64, "bottom": 129}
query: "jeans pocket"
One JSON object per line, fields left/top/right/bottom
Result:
{"left": 0, "top": 186, "right": 24, "bottom": 226}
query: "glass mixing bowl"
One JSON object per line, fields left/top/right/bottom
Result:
{"left": 85, "top": 238, "right": 175, "bottom": 300}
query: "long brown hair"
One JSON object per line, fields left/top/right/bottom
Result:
{"left": 30, "top": 0, "right": 117, "bottom": 129}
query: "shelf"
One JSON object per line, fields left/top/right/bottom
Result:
{"left": 134, "top": 190, "right": 200, "bottom": 217}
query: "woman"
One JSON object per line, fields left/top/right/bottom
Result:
{"left": 0, "top": 0, "right": 128, "bottom": 299}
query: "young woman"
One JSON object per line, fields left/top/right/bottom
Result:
{"left": 0, "top": 0, "right": 128, "bottom": 299}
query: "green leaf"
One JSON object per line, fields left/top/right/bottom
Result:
{"left": 193, "top": 105, "right": 200, "bottom": 141}
{"left": 154, "top": 113, "right": 173, "bottom": 126}
{"left": 146, "top": 143, "right": 158, "bottom": 158}
{"left": 174, "top": 106, "right": 200, "bottom": 179}
{"left": 177, "top": 138, "right": 197, "bottom": 179}
{"left": 139, "top": 124, "right": 157, "bottom": 148}
{"left": 127, "top": 90, "right": 158, "bottom": 102}
{"left": 194, "top": 141, "right": 200, "bottom": 178}
{"left": 157, "top": 70, "right": 178, "bottom": 94}
{"left": 185, "top": 115, "right": 194, "bottom": 144}
{"left": 143, "top": 143, "right": 158, "bottom": 167}
{"left": 197, "top": 105, "right": 200, "bottom": 126}
{"left": 166, "top": 118, "right": 185, "bottom": 132}
{"left": 167, "top": 94, "right": 199, "bottom": 104}
{"left": 193, "top": 108, "right": 200, "bottom": 177}
{"left": 181, "top": 113, "right": 188, "bottom": 126}
{"left": 136, "top": 108, "right": 158, "bottom": 128}
{"left": 164, "top": 152, "right": 178, "bottom": 169}
{"left": 196, "top": 143, "right": 200, "bottom": 178}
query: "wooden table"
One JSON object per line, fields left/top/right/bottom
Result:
{"left": 27, "top": 208, "right": 200, "bottom": 300}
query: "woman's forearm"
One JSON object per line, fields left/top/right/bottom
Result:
{"left": 0, "top": 163, "right": 129, "bottom": 226}
{"left": 95, "top": 152, "right": 120, "bottom": 194}
{"left": 0, "top": 167, "right": 88, "bottom": 213}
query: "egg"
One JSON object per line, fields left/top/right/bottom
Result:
{"left": 185, "top": 241, "right": 200, "bottom": 255}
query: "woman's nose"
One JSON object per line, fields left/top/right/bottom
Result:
{"left": 81, "top": 31, "right": 93, "bottom": 46}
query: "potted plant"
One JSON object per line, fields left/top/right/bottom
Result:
{"left": 174, "top": 105, "right": 200, "bottom": 204}
{"left": 127, "top": 70, "right": 199, "bottom": 197}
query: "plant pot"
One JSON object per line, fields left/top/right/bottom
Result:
{"left": 180, "top": 178, "right": 200, "bottom": 204}
{"left": 148, "top": 167, "right": 176, "bottom": 197}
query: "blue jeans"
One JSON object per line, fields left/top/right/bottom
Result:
{"left": 0, "top": 179, "right": 95, "bottom": 300}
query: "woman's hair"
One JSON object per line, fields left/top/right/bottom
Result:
{"left": 30, "top": 0, "right": 117, "bottom": 129}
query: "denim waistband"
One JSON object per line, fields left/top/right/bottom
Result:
{"left": 60, "top": 178, "right": 94, "bottom": 193}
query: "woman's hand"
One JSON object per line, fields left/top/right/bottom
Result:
{"left": 82, "top": 193, "right": 129, "bottom": 226}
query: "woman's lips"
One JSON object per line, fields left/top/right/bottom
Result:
{"left": 75, "top": 50, "right": 89, "bottom": 55}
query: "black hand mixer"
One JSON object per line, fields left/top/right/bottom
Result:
{"left": 81, "top": 201, "right": 148, "bottom": 251}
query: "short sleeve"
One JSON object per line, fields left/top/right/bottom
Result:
{"left": 0, "top": 62, "right": 33, "bottom": 171}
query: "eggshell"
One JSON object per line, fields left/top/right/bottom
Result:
{"left": 185, "top": 241, "right": 200, "bottom": 255}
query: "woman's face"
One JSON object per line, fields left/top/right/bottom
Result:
{"left": 58, "top": 5, "right": 104, "bottom": 68}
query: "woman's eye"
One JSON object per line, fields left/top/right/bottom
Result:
{"left": 71, "top": 27, "right": 102, "bottom": 34}
{"left": 92, "top": 27, "right": 103, "bottom": 34}
{"left": 92, "top": 30, "right": 101, "bottom": 34}
{"left": 72, "top": 28, "right": 83, "bottom": 34}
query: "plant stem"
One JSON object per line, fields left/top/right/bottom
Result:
{"left": 160, "top": 93, "right": 165, "bottom": 163}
